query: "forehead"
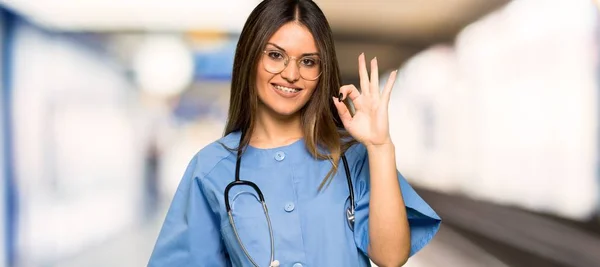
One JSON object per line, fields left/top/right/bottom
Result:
{"left": 267, "top": 22, "right": 318, "bottom": 54}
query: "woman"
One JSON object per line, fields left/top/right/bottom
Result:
{"left": 148, "top": 0, "right": 440, "bottom": 266}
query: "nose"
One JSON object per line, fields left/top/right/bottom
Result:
{"left": 280, "top": 59, "right": 300, "bottom": 83}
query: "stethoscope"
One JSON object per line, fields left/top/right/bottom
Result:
{"left": 224, "top": 136, "right": 355, "bottom": 267}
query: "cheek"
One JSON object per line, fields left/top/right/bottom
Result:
{"left": 303, "top": 81, "right": 319, "bottom": 97}
{"left": 256, "top": 69, "right": 269, "bottom": 85}
{"left": 256, "top": 70, "right": 274, "bottom": 93}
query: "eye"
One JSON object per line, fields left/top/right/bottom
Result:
{"left": 267, "top": 50, "right": 285, "bottom": 61}
{"left": 300, "top": 57, "right": 318, "bottom": 67}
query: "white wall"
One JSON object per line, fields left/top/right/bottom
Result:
{"left": 389, "top": 0, "right": 599, "bottom": 220}
{"left": 10, "top": 21, "right": 145, "bottom": 265}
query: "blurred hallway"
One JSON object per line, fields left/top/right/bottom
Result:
{"left": 0, "top": 0, "right": 598, "bottom": 266}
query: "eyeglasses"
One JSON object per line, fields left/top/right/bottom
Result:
{"left": 261, "top": 49, "right": 322, "bottom": 81}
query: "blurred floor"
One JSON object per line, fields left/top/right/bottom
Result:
{"left": 50, "top": 189, "right": 600, "bottom": 267}
{"left": 52, "top": 205, "right": 508, "bottom": 267}
{"left": 403, "top": 226, "right": 508, "bottom": 267}
{"left": 53, "top": 211, "right": 164, "bottom": 267}
{"left": 417, "top": 188, "right": 600, "bottom": 267}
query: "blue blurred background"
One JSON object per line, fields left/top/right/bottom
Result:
{"left": 0, "top": 0, "right": 599, "bottom": 266}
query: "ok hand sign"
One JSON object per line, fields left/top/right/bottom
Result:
{"left": 333, "top": 53, "right": 398, "bottom": 148}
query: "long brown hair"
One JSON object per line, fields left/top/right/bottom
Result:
{"left": 223, "top": 0, "right": 356, "bottom": 190}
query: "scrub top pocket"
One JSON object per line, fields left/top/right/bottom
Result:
{"left": 222, "top": 189, "right": 273, "bottom": 266}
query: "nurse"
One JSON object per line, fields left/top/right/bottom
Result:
{"left": 148, "top": 0, "right": 440, "bottom": 266}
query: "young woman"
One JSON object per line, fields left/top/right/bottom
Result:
{"left": 148, "top": 0, "right": 440, "bottom": 266}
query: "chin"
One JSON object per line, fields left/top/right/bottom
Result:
{"left": 260, "top": 101, "right": 302, "bottom": 118}
{"left": 271, "top": 105, "right": 302, "bottom": 117}
{"left": 257, "top": 86, "right": 311, "bottom": 118}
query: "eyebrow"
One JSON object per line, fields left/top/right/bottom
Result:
{"left": 266, "top": 42, "right": 320, "bottom": 57}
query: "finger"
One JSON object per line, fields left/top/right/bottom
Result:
{"left": 332, "top": 96, "right": 352, "bottom": 127}
{"left": 370, "top": 57, "right": 379, "bottom": 98}
{"left": 381, "top": 70, "right": 398, "bottom": 104}
{"left": 358, "top": 53, "right": 370, "bottom": 96}
{"left": 339, "top": 84, "right": 363, "bottom": 110}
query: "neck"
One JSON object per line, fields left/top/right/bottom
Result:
{"left": 250, "top": 105, "right": 303, "bottom": 148}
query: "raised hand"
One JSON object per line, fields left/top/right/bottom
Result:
{"left": 333, "top": 53, "right": 398, "bottom": 147}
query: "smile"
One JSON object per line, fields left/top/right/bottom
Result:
{"left": 274, "top": 84, "right": 301, "bottom": 93}
{"left": 271, "top": 83, "right": 302, "bottom": 99}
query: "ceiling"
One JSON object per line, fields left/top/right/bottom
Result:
{"left": 0, "top": 0, "right": 509, "bottom": 78}
{"left": 318, "top": 0, "right": 510, "bottom": 79}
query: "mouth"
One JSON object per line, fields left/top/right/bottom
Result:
{"left": 271, "top": 83, "right": 302, "bottom": 98}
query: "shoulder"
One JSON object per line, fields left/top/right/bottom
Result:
{"left": 187, "top": 131, "right": 241, "bottom": 180}
{"left": 341, "top": 142, "right": 370, "bottom": 177}
{"left": 345, "top": 142, "right": 368, "bottom": 163}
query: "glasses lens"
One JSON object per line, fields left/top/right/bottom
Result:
{"left": 262, "top": 50, "right": 322, "bottom": 80}
{"left": 263, "top": 50, "right": 286, "bottom": 74}
{"left": 298, "top": 57, "right": 321, "bottom": 81}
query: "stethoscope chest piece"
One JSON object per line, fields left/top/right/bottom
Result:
{"left": 346, "top": 206, "right": 355, "bottom": 231}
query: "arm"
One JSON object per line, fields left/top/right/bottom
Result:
{"left": 334, "top": 54, "right": 440, "bottom": 267}
{"left": 148, "top": 155, "right": 230, "bottom": 267}
{"left": 365, "top": 143, "right": 410, "bottom": 266}
{"left": 349, "top": 144, "right": 440, "bottom": 267}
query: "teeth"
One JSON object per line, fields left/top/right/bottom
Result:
{"left": 275, "top": 85, "right": 300, "bottom": 93}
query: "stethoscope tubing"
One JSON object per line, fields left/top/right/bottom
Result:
{"left": 224, "top": 135, "right": 355, "bottom": 267}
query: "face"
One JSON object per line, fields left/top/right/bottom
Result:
{"left": 255, "top": 22, "right": 320, "bottom": 118}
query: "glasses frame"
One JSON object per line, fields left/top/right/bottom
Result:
{"left": 261, "top": 49, "right": 322, "bottom": 81}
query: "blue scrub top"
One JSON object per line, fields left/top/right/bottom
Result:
{"left": 148, "top": 131, "right": 441, "bottom": 267}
